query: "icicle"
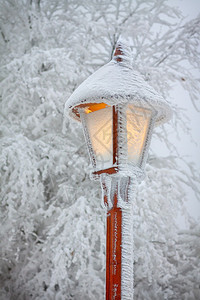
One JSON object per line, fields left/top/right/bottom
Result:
{"left": 100, "top": 173, "right": 113, "bottom": 210}
{"left": 117, "top": 177, "right": 129, "bottom": 209}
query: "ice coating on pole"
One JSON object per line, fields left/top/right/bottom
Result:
{"left": 121, "top": 204, "right": 134, "bottom": 300}
{"left": 100, "top": 175, "right": 136, "bottom": 300}
{"left": 65, "top": 40, "right": 172, "bottom": 126}
{"left": 120, "top": 178, "right": 137, "bottom": 300}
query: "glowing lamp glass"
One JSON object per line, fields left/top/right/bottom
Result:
{"left": 79, "top": 102, "right": 155, "bottom": 175}
{"left": 82, "top": 105, "right": 113, "bottom": 170}
{"left": 126, "top": 104, "right": 152, "bottom": 167}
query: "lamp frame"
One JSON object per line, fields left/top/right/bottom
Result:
{"left": 78, "top": 103, "right": 157, "bottom": 179}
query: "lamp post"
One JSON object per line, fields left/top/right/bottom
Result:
{"left": 65, "top": 41, "right": 171, "bottom": 300}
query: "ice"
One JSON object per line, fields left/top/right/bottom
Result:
{"left": 121, "top": 205, "right": 134, "bottom": 300}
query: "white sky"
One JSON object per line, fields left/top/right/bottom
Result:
{"left": 170, "top": 0, "right": 200, "bottom": 226}
{"left": 173, "top": 0, "right": 200, "bottom": 20}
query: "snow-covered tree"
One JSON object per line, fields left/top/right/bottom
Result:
{"left": 0, "top": 0, "right": 199, "bottom": 299}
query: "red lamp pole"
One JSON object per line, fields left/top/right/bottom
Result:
{"left": 106, "top": 191, "right": 122, "bottom": 300}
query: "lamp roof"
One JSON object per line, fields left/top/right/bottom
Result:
{"left": 65, "top": 40, "right": 172, "bottom": 126}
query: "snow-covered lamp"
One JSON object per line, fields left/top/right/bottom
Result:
{"left": 66, "top": 42, "right": 171, "bottom": 180}
{"left": 65, "top": 41, "right": 171, "bottom": 300}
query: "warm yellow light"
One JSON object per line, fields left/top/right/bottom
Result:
{"left": 81, "top": 103, "right": 152, "bottom": 171}
{"left": 85, "top": 103, "right": 108, "bottom": 114}
{"left": 126, "top": 105, "right": 152, "bottom": 166}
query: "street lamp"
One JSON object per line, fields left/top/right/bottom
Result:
{"left": 65, "top": 41, "right": 171, "bottom": 300}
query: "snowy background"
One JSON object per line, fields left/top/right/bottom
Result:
{"left": 0, "top": 0, "right": 200, "bottom": 299}
{"left": 168, "top": 0, "right": 200, "bottom": 226}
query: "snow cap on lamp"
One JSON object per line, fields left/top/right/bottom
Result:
{"left": 65, "top": 39, "right": 172, "bottom": 126}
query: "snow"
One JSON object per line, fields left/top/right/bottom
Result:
{"left": 65, "top": 41, "right": 172, "bottom": 127}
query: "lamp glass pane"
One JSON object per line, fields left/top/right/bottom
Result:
{"left": 84, "top": 106, "right": 113, "bottom": 170}
{"left": 126, "top": 104, "right": 152, "bottom": 167}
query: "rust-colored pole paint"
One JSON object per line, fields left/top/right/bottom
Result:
{"left": 106, "top": 193, "right": 122, "bottom": 300}
{"left": 113, "top": 46, "right": 123, "bottom": 62}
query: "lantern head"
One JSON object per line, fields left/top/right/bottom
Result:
{"left": 65, "top": 41, "right": 172, "bottom": 180}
